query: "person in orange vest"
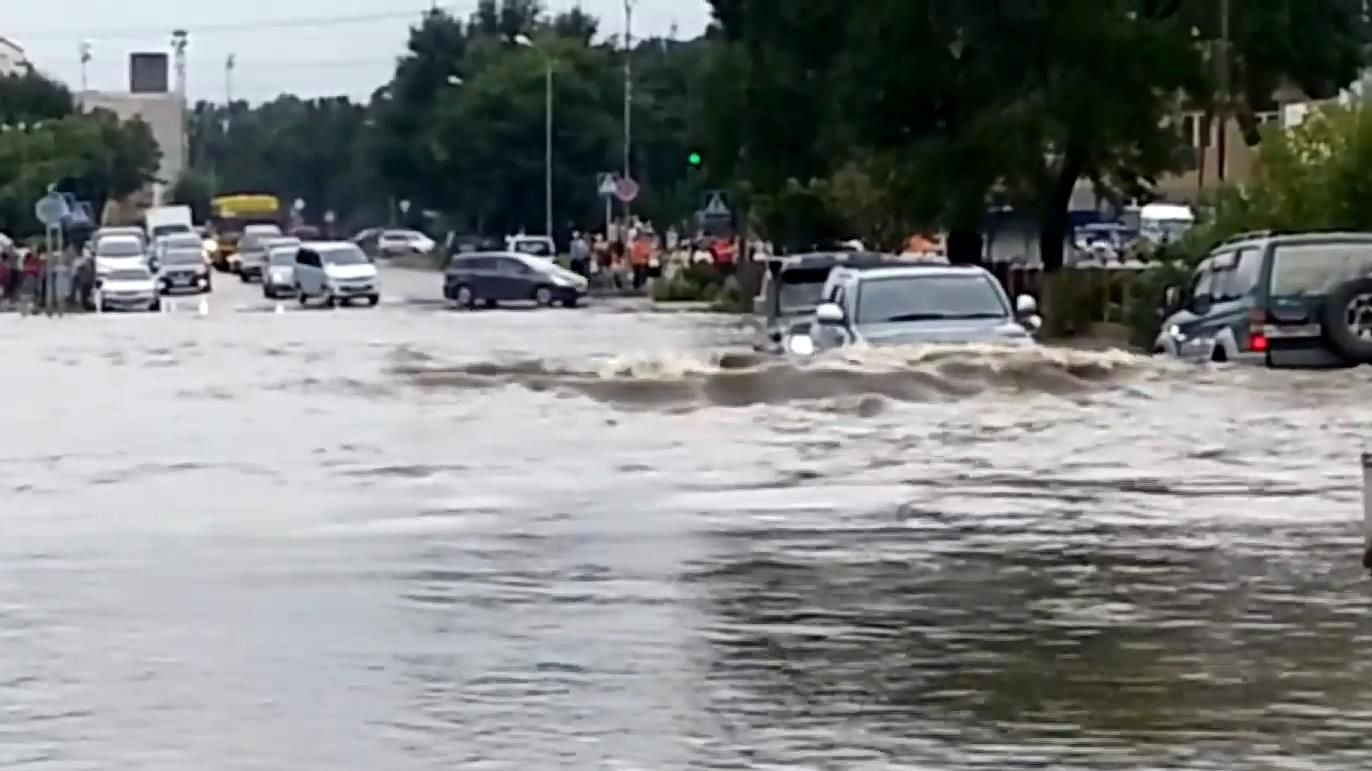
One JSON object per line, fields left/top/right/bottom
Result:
{"left": 629, "top": 234, "right": 652, "bottom": 290}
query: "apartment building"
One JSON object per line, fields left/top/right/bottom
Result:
{"left": 0, "top": 35, "right": 27, "bottom": 75}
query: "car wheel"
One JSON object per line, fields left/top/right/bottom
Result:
{"left": 239, "top": 271, "right": 249, "bottom": 283}
{"left": 563, "top": 296, "right": 579, "bottom": 308}
{"left": 367, "top": 294, "right": 379, "bottom": 307}
{"left": 1323, "top": 277, "right": 1372, "bottom": 364}
{"left": 534, "top": 286, "right": 553, "bottom": 307}
{"left": 325, "top": 294, "right": 338, "bottom": 309}
{"left": 454, "top": 284, "right": 474, "bottom": 308}
{"left": 297, "top": 286, "right": 308, "bottom": 306}
{"left": 484, "top": 299, "right": 498, "bottom": 309}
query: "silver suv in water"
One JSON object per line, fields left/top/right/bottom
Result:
{"left": 787, "top": 261, "right": 1041, "bottom": 355}
{"left": 1155, "top": 231, "right": 1372, "bottom": 367}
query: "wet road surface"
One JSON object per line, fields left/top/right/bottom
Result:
{"left": 3, "top": 266, "right": 1372, "bottom": 769}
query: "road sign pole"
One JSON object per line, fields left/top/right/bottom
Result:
{"left": 604, "top": 195, "right": 612, "bottom": 239}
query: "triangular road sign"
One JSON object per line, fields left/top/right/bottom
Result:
{"left": 703, "top": 192, "right": 729, "bottom": 216}
{"left": 597, "top": 173, "right": 618, "bottom": 196}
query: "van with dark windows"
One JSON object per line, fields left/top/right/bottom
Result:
{"left": 1155, "top": 231, "right": 1372, "bottom": 367}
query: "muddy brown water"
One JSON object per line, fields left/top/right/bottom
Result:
{"left": 3, "top": 275, "right": 1372, "bottom": 770}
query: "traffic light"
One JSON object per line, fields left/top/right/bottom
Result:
{"left": 687, "top": 151, "right": 702, "bottom": 167}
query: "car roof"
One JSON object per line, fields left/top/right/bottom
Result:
{"left": 1215, "top": 230, "right": 1372, "bottom": 250}
{"left": 839, "top": 264, "right": 991, "bottom": 282}
{"left": 773, "top": 251, "right": 896, "bottom": 272}
{"left": 98, "top": 234, "right": 142, "bottom": 245}
{"left": 299, "top": 240, "right": 360, "bottom": 250}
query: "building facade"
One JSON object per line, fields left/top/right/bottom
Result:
{"left": 0, "top": 35, "right": 27, "bottom": 75}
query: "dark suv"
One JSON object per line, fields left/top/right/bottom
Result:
{"left": 443, "top": 251, "right": 588, "bottom": 309}
{"left": 1156, "top": 231, "right": 1372, "bottom": 368}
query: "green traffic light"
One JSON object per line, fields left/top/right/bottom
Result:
{"left": 688, "top": 152, "right": 702, "bottom": 166}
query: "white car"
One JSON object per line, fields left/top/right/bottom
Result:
{"left": 96, "top": 265, "right": 160, "bottom": 312}
{"left": 293, "top": 241, "right": 380, "bottom": 307}
{"left": 263, "top": 244, "right": 299, "bottom": 299}
{"left": 378, "top": 229, "right": 435, "bottom": 257}
{"left": 94, "top": 234, "right": 149, "bottom": 276}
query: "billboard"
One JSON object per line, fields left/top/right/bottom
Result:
{"left": 129, "top": 52, "right": 169, "bottom": 93}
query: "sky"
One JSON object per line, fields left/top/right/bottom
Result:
{"left": 8, "top": 0, "right": 711, "bottom": 103}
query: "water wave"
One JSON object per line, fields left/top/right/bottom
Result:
{"left": 391, "top": 343, "right": 1157, "bottom": 409}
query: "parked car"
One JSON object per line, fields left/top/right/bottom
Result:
{"left": 785, "top": 259, "right": 1040, "bottom": 356}
{"left": 263, "top": 243, "right": 300, "bottom": 299}
{"left": 443, "top": 251, "right": 588, "bottom": 309}
{"left": 293, "top": 241, "right": 380, "bottom": 307}
{"left": 505, "top": 235, "right": 556, "bottom": 260}
{"left": 235, "top": 224, "right": 285, "bottom": 282}
{"left": 96, "top": 265, "right": 160, "bottom": 312}
{"left": 1155, "top": 230, "right": 1372, "bottom": 368}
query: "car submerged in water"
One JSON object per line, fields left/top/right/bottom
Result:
{"left": 780, "top": 258, "right": 1043, "bottom": 356}
{"left": 754, "top": 251, "right": 899, "bottom": 354}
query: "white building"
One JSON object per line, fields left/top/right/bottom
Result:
{"left": 0, "top": 35, "right": 27, "bottom": 75}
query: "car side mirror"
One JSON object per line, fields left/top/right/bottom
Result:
{"left": 816, "top": 302, "right": 845, "bottom": 324}
{"left": 1015, "top": 294, "right": 1038, "bottom": 315}
{"left": 1022, "top": 314, "right": 1043, "bottom": 333}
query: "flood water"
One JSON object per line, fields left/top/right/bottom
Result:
{"left": 3, "top": 272, "right": 1372, "bottom": 770}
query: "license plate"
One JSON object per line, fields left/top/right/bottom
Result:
{"left": 1264, "top": 324, "right": 1321, "bottom": 339}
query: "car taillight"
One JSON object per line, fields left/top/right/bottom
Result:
{"left": 1248, "top": 309, "right": 1268, "bottom": 352}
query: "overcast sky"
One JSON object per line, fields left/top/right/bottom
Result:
{"left": 9, "top": 0, "right": 711, "bottom": 102}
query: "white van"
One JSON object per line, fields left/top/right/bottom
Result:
{"left": 293, "top": 241, "right": 380, "bottom": 307}
{"left": 1138, "top": 202, "right": 1195, "bottom": 245}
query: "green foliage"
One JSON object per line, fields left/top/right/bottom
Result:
{"left": 0, "top": 74, "right": 159, "bottom": 238}
{"left": 1183, "top": 105, "right": 1372, "bottom": 257}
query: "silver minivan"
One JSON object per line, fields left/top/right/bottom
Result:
{"left": 293, "top": 241, "right": 380, "bottom": 307}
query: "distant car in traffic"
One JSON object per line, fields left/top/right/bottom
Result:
{"left": 156, "top": 239, "right": 212, "bottom": 295}
{"left": 378, "top": 229, "right": 436, "bottom": 258}
{"left": 1155, "top": 230, "right": 1372, "bottom": 368}
{"left": 96, "top": 265, "right": 160, "bottom": 312}
{"left": 443, "top": 251, "right": 588, "bottom": 309}
{"left": 263, "top": 243, "right": 300, "bottom": 299}
{"left": 785, "top": 259, "right": 1041, "bottom": 355}
{"left": 293, "top": 241, "right": 380, "bottom": 307}
{"left": 93, "top": 234, "right": 149, "bottom": 277}
{"left": 234, "top": 225, "right": 285, "bottom": 282}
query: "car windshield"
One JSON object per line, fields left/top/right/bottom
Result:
{"left": 269, "top": 248, "right": 297, "bottom": 265}
{"left": 390, "top": 231, "right": 425, "bottom": 241}
{"left": 98, "top": 239, "right": 142, "bottom": 257}
{"left": 776, "top": 267, "right": 831, "bottom": 313}
{"left": 107, "top": 268, "right": 149, "bottom": 281}
{"left": 1269, "top": 242, "right": 1372, "bottom": 295}
{"left": 162, "top": 249, "right": 201, "bottom": 265}
{"left": 855, "top": 274, "right": 1008, "bottom": 324}
{"left": 322, "top": 246, "right": 369, "bottom": 266}
{"left": 152, "top": 224, "right": 191, "bottom": 238}
{"left": 163, "top": 236, "right": 201, "bottom": 249}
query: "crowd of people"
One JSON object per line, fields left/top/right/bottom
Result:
{"left": 563, "top": 220, "right": 766, "bottom": 293}
{"left": 0, "top": 238, "right": 91, "bottom": 316}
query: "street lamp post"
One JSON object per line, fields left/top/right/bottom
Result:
{"left": 517, "top": 35, "right": 554, "bottom": 240}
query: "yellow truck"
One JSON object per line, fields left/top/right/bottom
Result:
{"left": 208, "top": 194, "right": 283, "bottom": 272}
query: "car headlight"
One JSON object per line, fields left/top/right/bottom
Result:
{"left": 786, "top": 335, "right": 816, "bottom": 356}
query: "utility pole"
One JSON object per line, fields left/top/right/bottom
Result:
{"left": 1216, "top": 0, "right": 1230, "bottom": 182}
{"left": 225, "top": 53, "right": 236, "bottom": 105}
{"left": 78, "top": 41, "right": 91, "bottom": 92}
{"left": 623, "top": 0, "right": 634, "bottom": 224}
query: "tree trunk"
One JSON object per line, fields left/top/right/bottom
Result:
{"left": 1038, "top": 148, "right": 1086, "bottom": 273}
{"left": 946, "top": 227, "right": 983, "bottom": 266}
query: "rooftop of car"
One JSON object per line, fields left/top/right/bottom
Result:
{"left": 772, "top": 251, "right": 896, "bottom": 270}
{"left": 1219, "top": 230, "right": 1372, "bottom": 247}
{"left": 836, "top": 263, "right": 988, "bottom": 282}
{"left": 300, "top": 240, "right": 363, "bottom": 251}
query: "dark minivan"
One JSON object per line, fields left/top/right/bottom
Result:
{"left": 1156, "top": 231, "right": 1372, "bottom": 368}
{"left": 444, "top": 251, "right": 588, "bottom": 309}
